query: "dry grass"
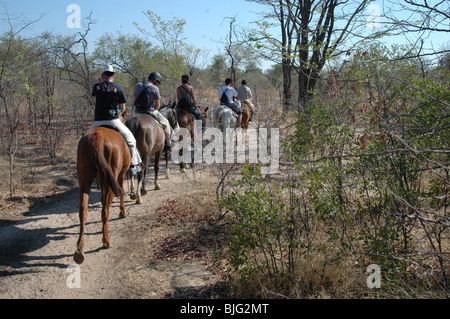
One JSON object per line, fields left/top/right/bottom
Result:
{"left": 113, "top": 171, "right": 233, "bottom": 299}
{"left": 0, "top": 134, "right": 78, "bottom": 215}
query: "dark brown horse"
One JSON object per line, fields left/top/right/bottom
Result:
{"left": 74, "top": 110, "right": 131, "bottom": 264}
{"left": 241, "top": 101, "right": 252, "bottom": 131}
{"left": 174, "top": 106, "right": 208, "bottom": 172}
{"left": 125, "top": 112, "right": 167, "bottom": 204}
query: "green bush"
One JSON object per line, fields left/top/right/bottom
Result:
{"left": 220, "top": 166, "right": 297, "bottom": 285}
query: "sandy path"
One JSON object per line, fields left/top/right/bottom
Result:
{"left": 0, "top": 164, "right": 220, "bottom": 299}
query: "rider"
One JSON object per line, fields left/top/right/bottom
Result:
{"left": 176, "top": 74, "right": 205, "bottom": 130}
{"left": 236, "top": 79, "right": 254, "bottom": 121}
{"left": 218, "top": 78, "right": 241, "bottom": 128}
{"left": 133, "top": 72, "right": 176, "bottom": 150}
{"left": 90, "top": 65, "right": 142, "bottom": 175}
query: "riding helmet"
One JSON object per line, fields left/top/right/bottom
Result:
{"left": 148, "top": 72, "right": 162, "bottom": 84}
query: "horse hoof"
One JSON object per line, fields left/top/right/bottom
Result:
{"left": 180, "top": 168, "right": 186, "bottom": 173}
{"left": 73, "top": 251, "right": 85, "bottom": 264}
{"left": 130, "top": 193, "right": 136, "bottom": 200}
{"left": 136, "top": 199, "right": 142, "bottom": 205}
{"left": 141, "top": 188, "right": 147, "bottom": 196}
{"left": 103, "top": 242, "right": 112, "bottom": 249}
{"left": 120, "top": 212, "right": 126, "bottom": 218}
{"left": 155, "top": 184, "right": 161, "bottom": 190}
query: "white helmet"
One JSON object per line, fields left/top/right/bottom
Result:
{"left": 103, "top": 65, "right": 115, "bottom": 73}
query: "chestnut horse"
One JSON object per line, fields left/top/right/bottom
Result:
{"left": 74, "top": 111, "right": 131, "bottom": 264}
{"left": 125, "top": 112, "right": 167, "bottom": 204}
{"left": 241, "top": 101, "right": 252, "bottom": 131}
{"left": 173, "top": 106, "right": 208, "bottom": 172}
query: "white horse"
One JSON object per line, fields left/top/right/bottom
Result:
{"left": 213, "top": 100, "right": 245, "bottom": 149}
{"left": 213, "top": 100, "right": 241, "bottom": 131}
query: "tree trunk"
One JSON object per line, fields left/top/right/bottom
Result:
{"left": 281, "top": 59, "right": 292, "bottom": 111}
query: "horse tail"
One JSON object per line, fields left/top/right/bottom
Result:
{"left": 87, "top": 132, "right": 125, "bottom": 199}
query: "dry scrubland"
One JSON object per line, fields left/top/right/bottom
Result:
{"left": 1, "top": 77, "right": 448, "bottom": 299}
{"left": 1, "top": 0, "right": 449, "bottom": 299}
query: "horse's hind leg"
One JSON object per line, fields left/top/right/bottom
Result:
{"left": 154, "top": 151, "right": 162, "bottom": 190}
{"left": 179, "top": 148, "right": 187, "bottom": 173}
{"left": 74, "top": 185, "right": 90, "bottom": 264}
{"left": 134, "top": 169, "right": 145, "bottom": 204}
{"left": 139, "top": 152, "right": 150, "bottom": 198}
{"left": 101, "top": 188, "right": 114, "bottom": 248}
{"left": 165, "top": 147, "right": 170, "bottom": 179}
{"left": 190, "top": 143, "right": 195, "bottom": 168}
{"left": 129, "top": 172, "right": 137, "bottom": 200}
{"left": 141, "top": 166, "right": 148, "bottom": 196}
{"left": 118, "top": 172, "right": 127, "bottom": 218}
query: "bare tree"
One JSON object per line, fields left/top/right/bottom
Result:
{"left": 53, "top": 13, "right": 97, "bottom": 110}
{"left": 384, "top": 0, "right": 450, "bottom": 34}
{"left": 248, "top": 0, "right": 372, "bottom": 111}
{"left": 0, "top": 4, "right": 44, "bottom": 198}
{"left": 224, "top": 16, "right": 238, "bottom": 84}
{"left": 247, "top": 0, "right": 296, "bottom": 110}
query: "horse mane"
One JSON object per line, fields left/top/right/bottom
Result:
{"left": 159, "top": 104, "right": 171, "bottom": 111}
{"left": 125, "top": 116, "right": 141, "bottom": 136}
{"left": 158, "top": 103, "right": 178, "bottom": 129}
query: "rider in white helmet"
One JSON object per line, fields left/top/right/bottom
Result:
{"left": 90, "top": 65, "right": 142, "bottom": 175}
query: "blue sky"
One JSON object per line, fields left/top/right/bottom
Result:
{"left": 0, "top": 0, "right": 265, "bottom": 63}
{"left": 0, "top": 0, "right": 448, "bottom": 70}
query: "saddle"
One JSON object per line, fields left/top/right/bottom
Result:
{"left": 95, "top": 125, "right": 131, "bottom": 153}
{"left": 98, "top": 124, "right": 117, "bottom": 131}
{"left": 138, "top": 111, "right": 166, "bottom": 129}
{"left": 220, "top": 104, "right": 239, "bottom": 118}
{"left": 175, "top": 107, "right": 196, "bottom": 123}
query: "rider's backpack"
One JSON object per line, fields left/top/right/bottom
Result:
{"left": 177, "top": 86, "right": 193, "bottom": 110}
{"left": 220, "top": 87, "right": 230, "bottom": 104}
{"left": 134, "top": 82, "right": 150, "bottom": 111}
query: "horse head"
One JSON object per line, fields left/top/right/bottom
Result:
{"left": 159, "top": 102, "right": 178, "bottom": 130}
{"left": 200, "top": 106, "right": 209, "bottom": 119}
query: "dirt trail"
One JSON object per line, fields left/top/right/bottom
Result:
{"left": 0, "top": 164, "right": 221, "bottom": 299}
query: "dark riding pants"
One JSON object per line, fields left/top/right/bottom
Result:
{"left": 188, "top": 105, "right": 203, "bottom": 120}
